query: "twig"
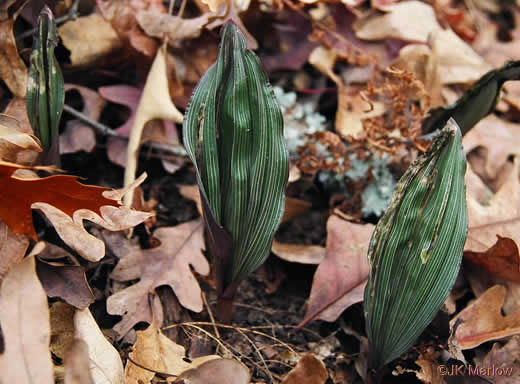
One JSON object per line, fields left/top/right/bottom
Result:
{"left": 62, "top": 104, "right": 188, "bottom": 157}
{"left": 202, "top": 291, "right": 221, "bottom": 339}
{"left": 172, "top": 322, "right": 285, "bottom": 382}
{"left": 163, "top": 321, "right": 298, "bottom": 355}
{"left": 126, "top": 355, "right": 177, "bottom": 378}
{"left": 16, "top": 0, "right": 81, "bottom": 42}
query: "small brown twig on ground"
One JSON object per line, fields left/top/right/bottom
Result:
{"left": 62, "top": 104, "right": 188, "bottom": 157}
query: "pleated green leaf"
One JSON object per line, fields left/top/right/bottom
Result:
{"left": 183, "top": 22, "right": 289, "bottom": 292}
{"left": 422, "top": 61, "right": 520, "bottom": 136}
{"left": 364, "top": 118, "right": 468, "bottom": 371}
{"left": 26, "top": 6, "right": 64, "bottom": 164}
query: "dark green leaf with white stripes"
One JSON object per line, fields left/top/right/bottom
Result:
{"left": 183, "top": 22, "right": 289, "bottom": 293}
{"left": 26, "top": 6, "right": 64, "bottom": 165}
{"left": 364, "top": 118, "right": 468, "bottom": 371}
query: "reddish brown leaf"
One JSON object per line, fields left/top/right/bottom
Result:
{"left": 282, "top": 197, "right": 312, "bottom": 223}
{"left": 0, "top": 161, "right": 118, "bottom": 239}
{"left": 299, "top": 215, "right": 374, "bottom": 326}
{"left": 465, "top": 236, "right": 520, "bottom": 283}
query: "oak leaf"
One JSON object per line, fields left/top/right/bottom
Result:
{"left": 450, "top": 285, "right": 520, "bottom": 349}
{"left": 106, "top": 219, "right": 209, "bottom": 338}
{"left": 0, "top": 160, "right": 117, "bottom": 239}
{"left": 0, "top": 161, "right": 152, "bottom": 260}
{"left": 465, "top": 158, "right": 520, "bottom": 253}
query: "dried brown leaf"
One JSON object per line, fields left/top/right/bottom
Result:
{"left": 123, "top": 43, "right": 183, "bottom": 206}
{"left": 64, "top": 339, "right": 95, "bottom": 384}
{"left": 280, "top": 354, "right": 328, "bottom": 384}
{"left": 49, "top": 301, "right": 76, "bottom": 360}
{"left": 466, "top": 158, "right": 520, "bottom": 253}
{"left": 0, "top": 6, "right": 27, "bottom": 97}
{"left": 174, "top": 358, "right": 251, "bottom": 384}
{"left": 125, "top": 322, "right": 220, "bottom": 384}
{"left": 60, "top": 85, "right": 106, "bottom": 154}
{"left": 465, "top": 236, "right": 520, "bottom": 283}
{"left": 474, "top": 336, "right": 520, "bottom": 383}
{"left": 74, "top": 308, "right": 125, "bottom": 384}
{"left": 428, "top": 29, "right": 490, "bottom": 85}
{"left": 335, "top": 84, "right": 385, "bottom": 139}
{"left": 462, "top": 115, "right": 520, "bottom": 182}
{"left": 450, "top": 285, "right": 520, "bottom": 349}
{"left": 300, "top": 215, "right": 374, "bottom": 326}
{"left": 354, "top": 1, "right": 440, "bottom": 43}
{"left": 137, "top": 11, "right": 210, "bottom": 43}
{"left": 59, "top": 14, "right": 123, "bottom": 67}
{"left": 0, "top": 256, "right": 53, "bottom": 384}
{"left": 3, "top": 98, "right": 37, "bottom": 164}
{"left": 96, "top": 0, "right": 166, "bottom": 56}
{"left": 0, "top": 220, "right": 29, "bottom": 279}
{"left": 272, "top": 241, "right": 325, "bottom": 265}
{"left": 36, "top": 248, "right": 95, "bottom": 308}
{"left": 0, "top": 114, "right": 41, "bottom": 162}
{"left": 107, "top": 219, "right": 209, "bottom": 338}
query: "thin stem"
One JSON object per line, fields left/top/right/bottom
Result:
{"left": 62, "top": 104, "right": 188, "bottom": 157}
